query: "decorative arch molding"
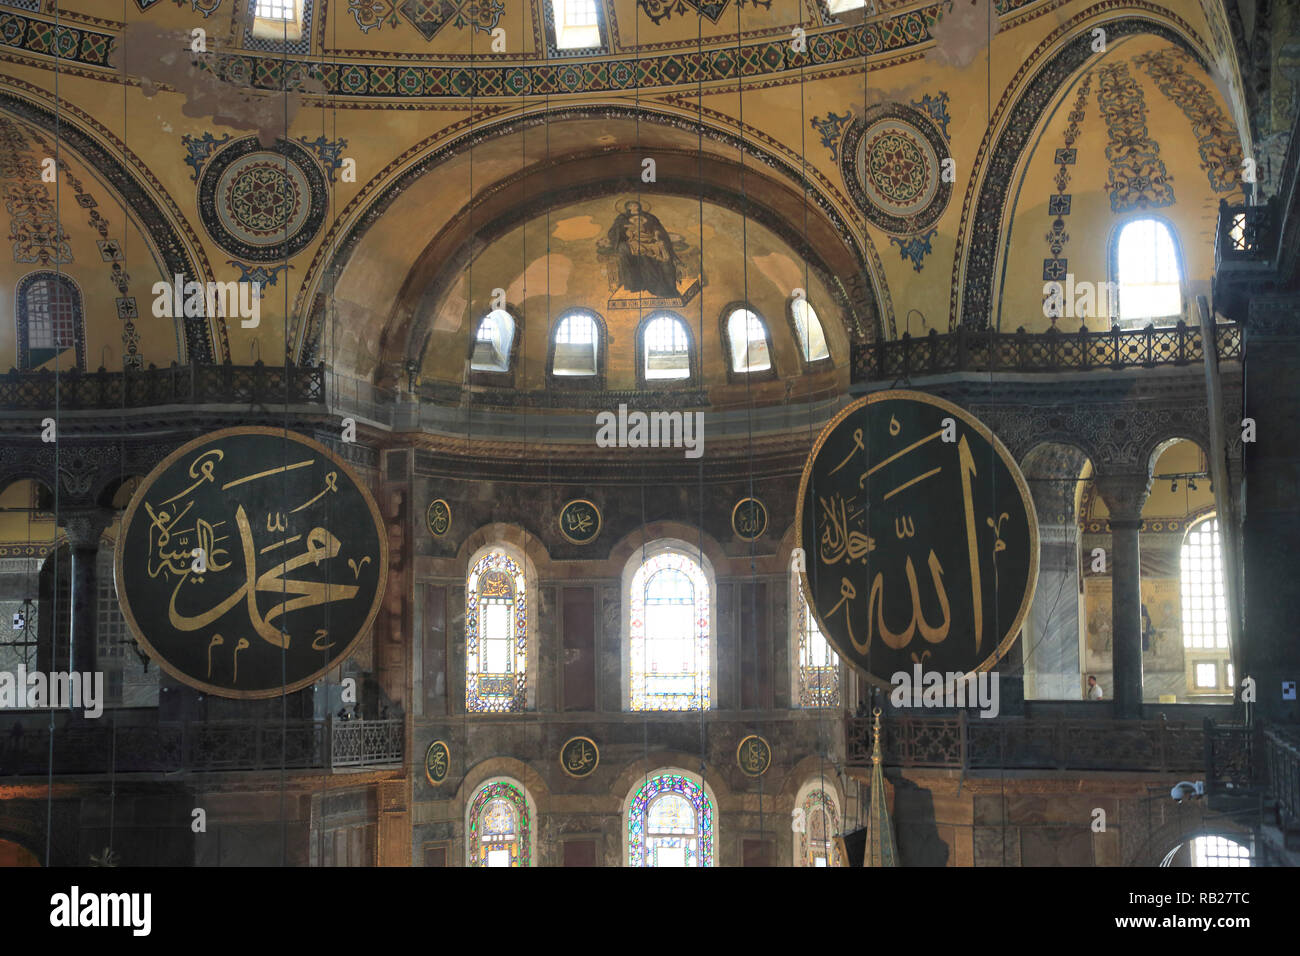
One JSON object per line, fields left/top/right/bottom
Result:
{"left": 0, "top": 80, "right": 222, "bottom": 362}
{"left": 290, "top": 105, "right": 886, "bottom": 372}
{"left": 949, "top": 9, "right": 1213, "bottom": 330}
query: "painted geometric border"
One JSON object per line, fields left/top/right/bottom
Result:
{"left": 953, "top": 15, "right": 1207, "bottom": 329}
{"left": 840, "top": 102, "right": 952, "bottom": 235}
{"left": 197, "top": 136, "right": 328, "bottom": 263}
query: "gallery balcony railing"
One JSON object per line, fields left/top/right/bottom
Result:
{"left": 851, "top": 322, "right": 1241, "bottom": 384}
{"left": 1263, "top": 725, "right": 1300, "bottom": 837}
{"left": 0, "top": 361, "right": 326, "bottom": 411}
{"left": 0, "top": 716, "right": 403, "bottom": 775}
{"left": 845, "top": 714, "right": 1207, "bottom": 772}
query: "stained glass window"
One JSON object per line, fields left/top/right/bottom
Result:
{"left": 797, "top": 788, "right": 841, "bottom": 867}
{"left": 468, "top": 781, "right": 531, "bottom": 867}
{"left": 627, "top": 773, "right": 713, "bottom": 867}
{"left": 466, "top": 550, "right": 527, "bottom": 712}
{"left": 630, "top": 550, "right": 710, "bottom": 711}
{"left": 795, "top": 576, "right": 840, "bottom": 708}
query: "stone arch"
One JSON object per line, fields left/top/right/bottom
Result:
{"left": 951, "top": 13, "right": 1214, "bottom": 329}
{"left": 0, "top": 87, "right": 221, "bottom": 362}
{"left": 291, "top": 105, "right": 886, "bottom": 374}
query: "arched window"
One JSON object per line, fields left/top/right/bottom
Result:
{"left": 627, "top": 772, "right": 714, "bottom": 867}
{"left": 552, "top": 310, "right": 599, "bottom": 376}
{"left": 725, "top": 307, "right": 772, "bottom": 373}
{"left": 470, "top": 309, "right": 515, "bottom": 372}
{"left": 629, "top": 549, "right": 711, "bottom": 711}
{"left": 1116, "top": 218, "right": 1182, "bottom": 324}
{"left": 16, "top": 272, "right": 84, "bottom": 371}
{"left": 466, "top": 549, "right": 527, "bottom": 712}
{"left": 642, "top": 312, "right": 691, "bottom": 381}
{"left": 1190, "top": 835, "right": 1251, "bottom": 867}
{"left": 791, "top": 297, "right": 830, "bottom": 362}
{"left": 794, "top": 576, "right": 840, "bottom": 708}
{"left": 1180, "top": 515, "right": 1231, "bottom": 693}
{"left": 795, "top": 786, "right": 842, "bottom": 867}
{"left": 466, "top": 780, "right": 533, "bottom": 867}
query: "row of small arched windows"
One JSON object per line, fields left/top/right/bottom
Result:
{"left": 470, "top": 302, "right": 831, "bottom": 380}
{"left": 462, "top": 773, "right": 842, "bottom": 867}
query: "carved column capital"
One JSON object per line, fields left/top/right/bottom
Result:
{"left": 1093, "top": 473, "right": 1151, "bottom": 524}
{"left": 62, "top": 508, "right": 113, "bottom": 551}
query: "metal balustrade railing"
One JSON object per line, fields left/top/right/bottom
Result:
{"left": 851, "top": 322, "right": 1241, "bottom": 383}
{"left": 0, "top": 361, "right": 326, "bottom": 411}
{"left": 0, "top": 716, "right": 402, "bottom": 774}
{"left": 1264, "top": 725, "right": 1300, "bottom": 834}
{"left": 846, "top": 714, "right": 1207, "bottom": 772}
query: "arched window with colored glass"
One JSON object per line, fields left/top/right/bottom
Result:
{"left": 626, "top": 772, "right": 714, "bottom": 867}
{"left": 629, "top": 549, "right": 711, "bottom": 711}
{"left": 467, "top": 780, "right": 533, "bottom": 867}
{"left": 466, "top": 549, "right": 527, "bottom": 712}
{"left": 793, "top": 573, "right": 839, "bottom": 708}
{"left": 795, "top": 785, "right": 842, "bottom": 867}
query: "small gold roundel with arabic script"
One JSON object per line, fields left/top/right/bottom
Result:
{"left": 736, "top": 735, "right": 772, "bottom": 777}
{"left": 559, "top": 736, "right": 600, "bottom": 778}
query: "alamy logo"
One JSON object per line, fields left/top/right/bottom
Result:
{"left": 595, "top": 403, "right": 703, "bottom": 459}
{"left": 49, "top": 886, "right": 151, "bottom": 936}
{"left": 1042, "top": 275, "right": 1120, "bottom": 320}
{"left": 152, "top": 274, "right": 261, "bottom": 328}
{"left": 0, "top": 666, "right": 103, "bottom": 718}
{"left": 890, "top": 665, "right": 1000, "bottom": 718}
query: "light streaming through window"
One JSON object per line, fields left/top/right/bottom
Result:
{"left": 628, "top": 773, "right": 713, "bottom": 867}
{"left": 726, "top": 309, "right": 771, "bottom": 373}
{"left": 468, "top": 781, "right": 531, "bottom": 867}
{"left": 643, "top": 313, "right": 691, "bottom": 380}
{"left": 1117, "top": 218, "right": 1181, "bottom": 321}
{"left": 1191, "top": 835, "right": 1250, "bottom": 867}
{"left": 256, "top": 0, "right": 295, "bottom": 20}
{"left": 630, "top": 551, "right": 709, "bottom": 710}
{"left": 792, "top": 297, "right": 830, "bottom": 362}
{"left": 552, "top": 0, "right": 600, "bottom": 48}
{"left": 1180, "top": 517, "right": 1228, "bottom": 650}
{"left": 466, "top": 551, "right": 527, "bottom": 712}
{"left": 553, "top": 311, "right": 599, "bottom": 376}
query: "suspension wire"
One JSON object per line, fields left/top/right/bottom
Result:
{"left": 692, "top": 0, "right": 708, "bottom": 861}
{"left": 44, "top": 0, "right": 64, "bottom": 868}
{"left": 732, "top": 0, "right": 763, "bottom": 861}
{"left": 796, "top": 0, "right": 835, "bottom": 866}
{"left": 277, "top": 2, "right": 294, "bottom": 869}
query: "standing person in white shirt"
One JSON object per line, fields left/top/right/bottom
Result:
{"left": 1086, "top": 674, "right": 1104, "bottom": 699}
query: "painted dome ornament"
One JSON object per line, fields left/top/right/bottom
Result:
{"left": 840, "top": 103, "right": 953, "bottom": 235}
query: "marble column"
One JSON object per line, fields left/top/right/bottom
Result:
{"left": 63, "top": 510, "right": 112, "bottom": 680}
{"left": 1094, "top": 475, "right": 1150, "bottom": 718}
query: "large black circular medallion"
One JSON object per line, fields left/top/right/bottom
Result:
{"left": 425, "top": 739, "right": 451, "bottom": 786}
{"left": 197, "top": 137, "right": 327, "bottom": 262}
{"left": 558, "top": 498, "right": 601, "bottom": 545}
{"left": 731, "top": 497, "right": 768, "bottom": 541}
{"left": 114, "top": 427, "right": 388, "bottom": 699}
{"left": 736, "top": 735, "right": 772, "bottom": 777}
{"left": 840, "top": 103, "right": 952, "bottom": 235}
{"left": 795, "top": 391, "right": 1038, "bottom": 688}
{"left": 559, "top": 735, "right": 600, "bottom": 778}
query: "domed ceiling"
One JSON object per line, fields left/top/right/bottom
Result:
{"left": 0, "top": 0, "right": 1254, "bottom": 396}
